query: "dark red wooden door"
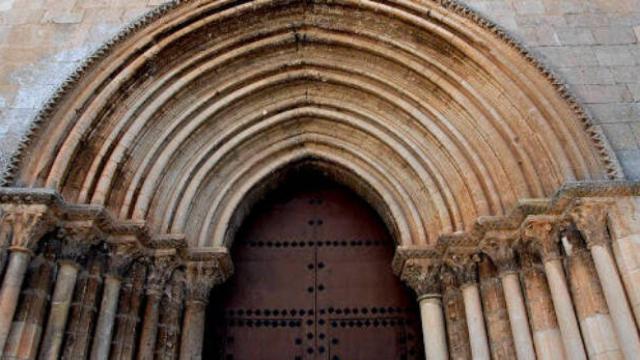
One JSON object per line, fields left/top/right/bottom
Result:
{"left": 205, "top": 175, "right": 424, "bottom": 360}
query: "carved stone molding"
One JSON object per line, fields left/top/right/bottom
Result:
{"left": 105, "top": 242, "right": 143, "bottom": 279}
{"left": 0, "top": 204, "right": 56, "bottom": 252}
{"left": 184, "top": 260, "right": 228, "bottom": 304}
{"left": 400, "top": 257, "right": 443, "bottom": 299}
{"left": 521, "top": 215, "right": 562, "bottom": 262}
{"left": 481, "top": 230, "right": 519, "bottom": 275}
{"left": 444, "top": 251, "right": 480, "bottom": 287}
{"left": 57, "top": 220, "right": 105, "bottom": 265}
{"left": 146, "top": 256, "right": 177, "bottom": 296}
{"left": 440, "top": 267, "right": 458, "bottom": 289}
{"left": 569, "top": 200, "right": 611, "bottom": 249}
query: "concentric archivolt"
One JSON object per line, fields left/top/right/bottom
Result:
{"left": 5, "top": 0, "right": 622, "bottom": 247}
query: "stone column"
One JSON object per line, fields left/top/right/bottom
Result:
{"left": 571, "top": 203, "right": 640, "bottom": 359}
{"left": 137, "top": 256, "right": 174, "bottom": 360}
{"left": 478, "top": 256, "right": 517, "bottom": 359}
{"left": 522, "top": 216, "right": 586, "bottom": 360}
{"left": 607, "top": 197, "right": 640, "bottom": 325}
{"left": 4, "top": 239, "right": 58, "bottom": 360}
{"left": 483, "top": 234, "right": 536, "bottom": 360}
{"left": 156, "top": 272, "right": 185, "bottom": 360}
{"left": 0, "top": 206, "right": 53, "bottom": 356}
{"left": 90, "top": 244, "right": 139, "bottom": 360}
{"left": 400, "top": 257, "right": 449, "bottom": 360}
{"left": 39, "top": 224, "right": 98, "bottom": 360}
{"left": 110, "top": 261, "right": 146, "bottom": 360}
{"left": 62, "top": 253, "right": 106, "bottom": 359}
{"left": 180, "top": 260, "right": 227, "bottom": 360}
{"left": 447, "top": 253, "right": 490, "bottom": 360}
{"left": 519, "top": 251, "right": 565, "bottom": 360}
{"left": 563, "top": 226, "right": 622, "bottom": 359}
{"left": 440, "top": 268, "right": 472, "bottom": 360}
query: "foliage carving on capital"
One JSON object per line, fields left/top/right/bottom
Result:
{"left": 569, "top": 201, "right": 610, "bottom": 248}
{"left": 146, "top": 255, "right": 176, "bottom": 296}
{"left": 184, "top": 260, "right": 227, "bottom": 304}
{"left": 481, "top": 231, "right": 519, "bottom": 275}
{"left": 444, "top": 252, "right": 480, "bottom": 287}
{"left": 400, "top": 258, "right": 442, "bottom": 299}
{"left": 0, "top": 204, "right": 55, "bottom": 252}
{"left": 57, "top": 221, "right": 104, "bottom": 265}
{"left": 105, "top": 242, "right": 143, "bottom": 278}
{"left": 521, "top": 216, "right": 561, "bottom": 262}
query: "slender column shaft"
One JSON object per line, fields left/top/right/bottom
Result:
{"left": 607, "top": 198, "right": 640, "bottom": 325}
{"left": 442, "top": 278, "right": 471, "bottom": 360}
{"left": 543, "top": 259, "right": 587, "bottom": 359}
{"left": 500, "top": 272, "right": 536, "bottom": 360}
{"left": 179, "top": 301, "right": 207, "bottom": 360}
{"left": 120, "top": 270, "right": 145, "bottom": 360}
{"left": 155, "top": 276, "right": 185, "bottom": 360}
{"left": 521, "top": 262, "right": 565, "bottom": 360}
{"left": 418, "top": 295, "right": 448, "bottom": 360}
{"left": 38, "top": 262, "right": 79, "bottom": 360}
{"left": 138, "top": 257, "right": 173, "bottom": 360}
{"left": 590, "top": 244, "right": 640, "bottom": 358}
{"left": 567, "top": 248, "right": 622, "bottom": 359}
{"left": 111, "top": 263, "right": 146, "bottom": 360}
{"left": 461, "top": 284, "right": 490, "bottom": 360}
{"left": 179, "top": 260, "right": 226, "bottom": 360}
{"left": 62, "top": 260, "right": 104, "bottom": 359}
{"left": 479, "top": 260, "right": 517, "bottom": 359}
{"left": 4, "top": 253, "right": 56, "bottom": 360}
{"left": 0, "top": 250, "right": 32, "bottom": 355}
{"left": 137, "top": 293, "right": 162, "bottom": 360}
{"left": 90, "top": 275, "right": 122, "bottom": 360}
{"left": 109, "top": 277, "right": 133, "bottom": 359}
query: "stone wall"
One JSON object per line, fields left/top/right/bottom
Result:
{"left": 0, "top": 0, "right": 638, "bottom": 179}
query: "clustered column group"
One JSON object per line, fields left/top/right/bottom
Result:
{"left": 0, "top": 204, "right": 230, "bottom": 360}
{"left": 400, "top": 202, "right": 640, "bottom": 359}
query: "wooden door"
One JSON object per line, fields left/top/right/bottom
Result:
{"left": 205, "top": 174, "right": 424, "bottom": 360}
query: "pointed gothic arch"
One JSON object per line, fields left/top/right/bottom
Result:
{"left": 1, "top": 1, "right": 638, "bottom": 360}
{"left": 2, "top": 0, "right": 622, "bottom": 248}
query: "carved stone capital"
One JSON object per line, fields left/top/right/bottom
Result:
{"left": 57, "top": 221, "right": 104, "bottom": 265}
{"left": 521, "top": 216, "right": 562, "bottom": 262}
{"left": 440, "top": 267, "right": 457, "bottom": 289}
{"left": 0, "top": 204, "right": 55, "bottom": 252}
{"left": 569, "top": 201, "right": 610, "bottom": 248}
{"left": 400, "top": 257, "right": 442, "bottom": 299}
{"left": 481, "top": 230, "right": 519, "bottom": 275}
{"left": 184, "top": 260, "right": 227, "bottom": 304}
{"left": 146, "top": 255, "right": 176, "bottom": 296}
{"left": 105, "top": 242, "right": 143, "bottom": 279}
{"left": 444, "top": 252, "right": 480, "bottom": 287}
